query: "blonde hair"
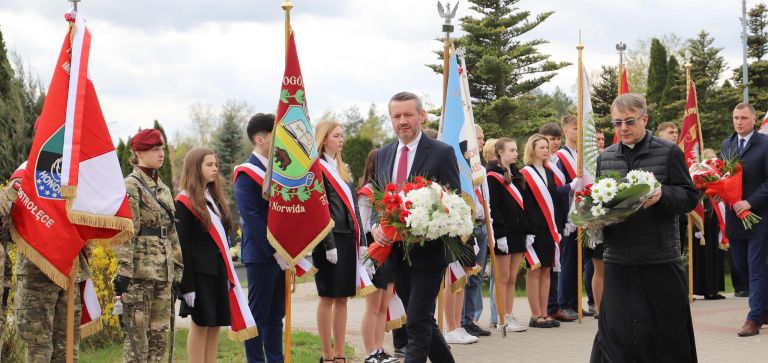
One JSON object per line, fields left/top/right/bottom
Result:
{"left": 179, "top": 148, "right": 233, "bottom": 232}
{"left": 483, "top": 138, "right": 498, "bottom": 161}
{"left": 315, "top": 120, "right": 353, "bottom": 183}
{"left": 523, "top": 134, "right": 549, "bottom": 165}
{"left": 702, "top": 148, "right": 717, "bottom": 160}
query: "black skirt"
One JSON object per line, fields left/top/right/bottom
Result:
{"left": 313, "top": 232, "right": 357, "bottom": 298}
{"left": 494, "top": 233, "right": 526, "bottom": 255}
{"left": 180, "top": 272, "right": 231, "bottom": 327}
{"left": 591, "top": 262, "right": 697, "bottom": 362}
{"left": 693, "top": 201, "right": 725, "bottom": 296}
{"left": 371, "top": 250, "right": 396, "bottom": 289}
{"left": 526, "top": 229, "right": 555, "bottom": 268}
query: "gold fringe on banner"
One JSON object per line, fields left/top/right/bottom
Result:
{"left": 465, "top": 265, "right": 482, "bottom": 276}
{"left": 227, "top": 326, "right": 258, "bottom": 342}
{"left": 61, "top": 185, "right": 135, "bottom": 247}
{"left": 356, "top": 284, "right": 377, "bottom": 298}
{"left": 10, "top": 224, "right": 72, "bottom": 289}
{"left": 294, "top": 265, "right": 318, "bottom": 283}
{"left": 80, "top": 317, "right": 103, "bottom": 338}
{"left": 268, "top": 220, "right": 333, "bottom": 268}
{"left": 449, "top": 275, "right": 467, "bottom": 293}
{"left": 385, "top": 315, "right": 407, "bottom": 332}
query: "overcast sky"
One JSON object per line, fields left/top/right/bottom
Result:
{"left": 0, "top": 0, "right": 749, "bottom": 143}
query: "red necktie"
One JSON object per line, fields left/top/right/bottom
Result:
{"left": 396, "top": 146, "right": 409, "bottom": 185}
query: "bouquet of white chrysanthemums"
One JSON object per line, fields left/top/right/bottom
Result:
{"left": 569, "top": 170, "right": 660, "bottom": 246}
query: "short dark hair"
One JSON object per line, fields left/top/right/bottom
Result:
{"left": 538, "top": 122, "right": 562, "bottom": 138}
{"left": 595, "top": 128, "right": 604, "bottom": 135}
{"left": 656, "top": 121, "right": 678, "bottom": 133}
{"left": 389, "top": 91, "right": 424, "bottom": 112}
{"left": 734, "top": 102, "right": 756, "bottom": 116}
{"left": 247, "top": 113, "right": 275, "bottom": 144}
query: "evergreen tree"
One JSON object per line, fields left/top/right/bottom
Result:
{"left": 646, "top": 38, "right": 668, "bottom": 106}
{"left": 748, "top": 3, "right": 768, "bottom": 61}
{"left": 115, "top": 138, "right": 130, "bottom": 176}
{"left": 428, "top": 0, "right": 568, "bottom": 136}
{"left": 0, "top": 29, "right": 28, "bottom": 178}
{"left": 657, "top": 55, "right": 685, "bottom": 127}
{"left": 153, "top": 120, "right": 174, "bottom": 194}
{"left": 341, "top": 136, "right": 374, "bottom": 185}
{"left": 700, "top": 80, "right": 741, "bottom": 148}
{"left": 591, "top": 65, "right": 619, "bottom": 127}
{"left": 359, "top": 104, "right": 390, "bottom": 146}
{"left": 340, "top": 105, "right": 364, "bottom": 137}
{"left": 688, "top": 31, "right": 726, "bottom": 102}
{"left": 733, "top": 60, "right": 768, "bottom": 109}
{"left": 213, "top": 106, "right": 245, "bottom": 185}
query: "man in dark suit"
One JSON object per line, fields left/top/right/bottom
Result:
{"left": 371, "top": 92, "right": 460, "bottom": 363}
{"left": 721, "top": 102, "right": 768, "bottom": 337}
{"left": 235, "top": 114, "right": 289, "bottom": 362}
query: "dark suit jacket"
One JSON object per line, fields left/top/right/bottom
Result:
{"left": 375, "top": 134, "right": 461, "bottom": 268}
{"left": 721, "top": 130, "right": 768, "bottom": 240}
{"left": 233, "top": 154, "right": 274, "bottom": 264}
{"left": 176, "top": 200, "right": 228, "bottom": 294}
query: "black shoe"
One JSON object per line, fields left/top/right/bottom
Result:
{"left": 376, "top": 349, "right": 400, "bottom": 363}
{"left": 364, "top": 353, "right": 381, "bottom": 363}
{"left": 463, "top": 322, "right": 491, "bottom": 337}
{"left": 393, "top": 347, "right": 406, "bottom": 358}
{"left": 735, "top": 291, "right": 749, "bottom": 298}
{"left": 705, "top": 294, "right": 726, "bottom": 300}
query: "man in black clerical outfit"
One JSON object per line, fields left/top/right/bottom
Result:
{"left": 590, "top": 93, "right": 698, "bottom": 362}
{"left": 372, "top": 92, "right": 460, "bottom": 363}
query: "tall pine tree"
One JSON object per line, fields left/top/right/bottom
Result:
{"left": 748, "top": 4, "right": 768, "bottom": 61}
{"left": 591, "top": 66, "right": 619, "bottom": 126}
{"left": 429, "top": 0, "right": 569, "bottom": 136}
{"left": 646, "top": 38, "right": 668, "bottom": 106}
{"left": 689, "top": 31, "right": 726, "bottom": 102}
{"left": 0, "top": 28, "right": 28, "bottom": 178}
{"left": 153, "top": 120, "right": 174, "bottom": 194}
{"left": 213, "top": 106, "right": 244, "bottom": 186}
{"left": 657, "top": 55, "right": 685, "bottom": 127}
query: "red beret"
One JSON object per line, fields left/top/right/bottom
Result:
{"left": 130, "top": 129, "right": 164, "bottom": 151}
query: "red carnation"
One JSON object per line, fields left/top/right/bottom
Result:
{"left": 385, "top": 183, "right": 398, "bottom": 192}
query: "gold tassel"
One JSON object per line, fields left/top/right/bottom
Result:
{"left": 10, "top": 225, "right": 70, "bottom": 289}
{"left": 268, "top": 220, "right": 334, "bottom": 268}
{"left": 356, "top": 285, "right": 377, "bottom": 298}
{"left": 227, "top": 326, "right": 259, "bottom": 341}
{"left": 79, "top": 318, "right": 103, "bottom": 338}
{"left": 449, "top": 275, "right": 467, "bottom": 293}
{"left": 294, "top": 266, "right": 318, "bottom": 283}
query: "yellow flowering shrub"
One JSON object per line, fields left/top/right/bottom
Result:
{"left": 81, "top": 244, "right": 122, "bottom": 349}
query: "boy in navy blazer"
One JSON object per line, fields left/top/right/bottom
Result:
{"left": 721, "top": 103, "right": 768, "bottom": 337}
{"left": 235, "top": 114, "right": 289, "bottom": 361}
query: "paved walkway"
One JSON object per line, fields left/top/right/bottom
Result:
{"left": 283, "top": 283, "right": 766, "bottom": 362}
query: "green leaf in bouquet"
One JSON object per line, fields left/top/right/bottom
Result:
{"left": 604, "top": 184, "right": 650, "bottom": 208}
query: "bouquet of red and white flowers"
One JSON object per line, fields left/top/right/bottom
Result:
{"left": 689, "top": 156, "right": 761, "bottom": 229}
{"left": 366, "top": 176, "right": 475, "bottom": 265}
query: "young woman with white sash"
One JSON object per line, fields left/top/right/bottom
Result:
{"left": 313, "top": 121, "right": 365, "bottom": 363}
{"left": 520, "top": 134, "right": 564, "bottom": 329}
{"left": 175, "top": 148, "right": 257, "bottom": 363}
{"left": 486, "top": 137, "right": 529, "bottom": 333}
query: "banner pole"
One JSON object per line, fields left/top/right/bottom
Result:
{"left": 576, "top": 34, "right": 585, "bottom": 323}
{"left": 279, "top": 2, "right": 294, "bottom": 361}
{"left": 66, "top": 258, "right": 78, "bottom": 363}
{"left": 285, "top": 270, "right": 292, "bottom": 362}
{"left": 483, "top": 198, "right": 507, "bottom": 335}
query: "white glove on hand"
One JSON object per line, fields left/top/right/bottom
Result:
{"left": 570, "top": 177, "right": 584, "bottom": 192}
{"left": 474, "top": 243, "right": 480, "bottom": 255}
{"left": 564, "top": 222, "right": 578, "bottom": 237}
{"left": 273, "top": 252, "right": 289, "bottom": 270}
{"left": 183, "top": 292, "right": 196, "bottom": 308}
{"left": 496, "top": 237, "right": 509, "bottom": 253}
{"left": 525, "top": 235, "right": 535, "bottom": 246}
{"left": 359, "top": 246, "right": 368, "bottom": 260}
{"left": 326, "top": 248, "right": 338, "bottom": 264}
{"left": 694, "top": 231, "right": 703, "bottom": 240}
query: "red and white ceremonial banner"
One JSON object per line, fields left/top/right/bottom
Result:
{"left": 177, "top": 192, "right": 257, "bottom": 341}
{"left": 520, "top": 166, "right": 562, "bottom": 271}
{"left": 613, "top": 65, "right": 631, "bottom": 145}
{"left": 11, "top": 10, "right": 132, "bottom": 289}
{"left": 711, "top": 197, "right": 729, "bottom": 247}
{"left": 759, "top": 110, "right": 768, "bottom": 135}
{"left": 266, "top": 32, "right": 332, "bottom": 266}
{"left": 447, "top": 261, "right": 468, "bottom": 293}
{"left": 678, "top": 77, "right": 706, "bottom": 232}
{"left": 385, "top": 291, "right": 407, "bottom": 332}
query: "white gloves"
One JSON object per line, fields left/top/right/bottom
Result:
{"left": 564, "top": 223, "right": 578, "bottom": 237}
{"left": 326, "top": 248, "right": 338, "bottom": 264}
{"left": 359, "top": 246, "right": 368, "bottom": 260}
{"left": 570, "top": 177, "right": 584, "bottom": 192}
{"left": 474, "top": 243, "right": 480, "bottom": 255}
{"left": 525, "top": 235, "right": 535, "bottom": 246}
{"left": 496, "top": 237, "right": 509, "bottom": 253}
{"left": 694, "top": 231, "right": 703, "bottom": 240}
{"left": 273, "top": 252, "right": 289, "bottom": 270}
{"left": 183, "top": 292, "right": 196, "bottom": 308}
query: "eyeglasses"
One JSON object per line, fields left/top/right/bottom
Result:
{"left": 611, "top": 118, "right": 638, "bottom": 128}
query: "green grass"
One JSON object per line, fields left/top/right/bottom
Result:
{"left": 81, "top": 329, "right": 354, "bottom": 363}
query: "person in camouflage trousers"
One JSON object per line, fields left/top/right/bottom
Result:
{"left": 114, "top": 129, "right": 183, "bottom": 363}
{"left": 0, "top": 176, "right": 19, "bottom": 362}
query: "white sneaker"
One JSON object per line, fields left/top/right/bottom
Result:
{"left": 458, "top": 328, "right": 479, "bottom": 343}
{"left": 444, "top": 329, "right": 477, "bottom": 344}
{"left": 504, "top": 314, "right": 528, "bottom": 332}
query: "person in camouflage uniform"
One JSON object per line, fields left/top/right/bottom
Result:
{"left": 114, "top": 129, "right": 183, "bottom": 363}
{"left": 0, "top": 176, "right": 20, "bottom": 362}
{"left": 0, "top": 169, "right": 91, "bottom": 363}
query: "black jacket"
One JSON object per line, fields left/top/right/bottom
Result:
{"left": 318, "top": 157, "right": 364, "bottom": 251}
{"left": 175, "top": 200, "right": 228, "bottom": 294}
{"left": 521, "top": 165, "right": 563, "bottom": 238}
{"left": 721, "top": 130, "right": 768, "bottom": 240}
{"left": 597, "top": 131, "right": 698, "bottom": 265}
{"left": 487, "top": 162, "right": 526, "bottom": 244}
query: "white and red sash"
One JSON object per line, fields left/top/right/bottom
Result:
{"left": 520, "top": 166, "right": 562, "bottom": 271}
{"left": 233, "top": 162, "right": 265, "bottom": 186}
{"left": 487, "top": 172, "right": 523, "bottom": 209}
{"left": 294, "top": 257, "right": 317, "bottom": 280}
{"left": 176, "top": 192, "right": 257, "bottom": 341}
{"left": 318, "top": 159, "right": 374, "bottom": 296}
{"left": 385, "top": 290, "right": 407, "bottom": 332}
{"left": 446, "top": 261, "right": 468, "bottom": 292}
{"left": 357, "top": 184, "right": 374, "bottom": 236}
{"left": 555, "top": 149, "right": 578, "bottom": 180}
{"left": 711, "top": 197, "right": 729, "bottom": 247}
{"left": 545, "top": 161, "right": 566, "bottom": 187}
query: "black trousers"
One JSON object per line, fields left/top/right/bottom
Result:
{"left": 393, "top": 255, "right": 455, "bottom": 363}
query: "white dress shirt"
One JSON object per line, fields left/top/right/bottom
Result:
{"left": 253, "top": 151, "right": 269, "bottom": 168}
{"left": 739, "top": 131, "right": 755, "bottom": 149}
{"left": 391, "top": 131, "right": 423, "bottom": 181}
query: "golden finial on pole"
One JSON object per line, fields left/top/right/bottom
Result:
{"left": 68, "top": 0, "right": 80, "bottom": 11}
{"left": 282, "top": 0, "right": 293, "bottom": 51}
